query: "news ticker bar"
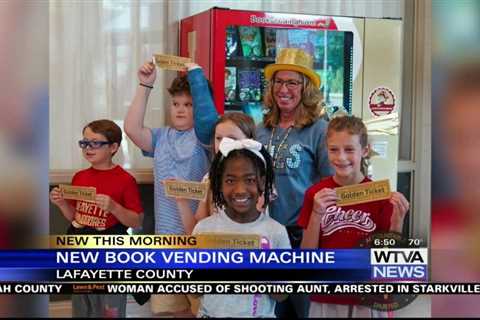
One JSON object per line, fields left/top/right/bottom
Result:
{"left": 1, "top": 282, "right": 479, "bottom": 295}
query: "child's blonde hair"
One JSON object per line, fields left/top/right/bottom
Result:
{"left": 326, "top": 115, "right": 369, "bottom": 175}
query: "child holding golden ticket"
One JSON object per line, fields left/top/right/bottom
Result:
{"left": 298, "top": 115, "right": 409, "bottom": 318}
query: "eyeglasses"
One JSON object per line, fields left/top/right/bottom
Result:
{"left": 78, "top": 140, "right": 112, "bottom": 149}
{"left": 272, "top": 79, "right": 303, "bottom": 89}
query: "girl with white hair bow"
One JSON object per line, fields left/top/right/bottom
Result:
{"left": 192, "top": 137, "right": 291, "bottom": 318}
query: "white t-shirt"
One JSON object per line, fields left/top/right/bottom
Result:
{"left": 192, "top": 209, "right": 291, "bottom": 318}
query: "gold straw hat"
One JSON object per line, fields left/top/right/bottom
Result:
{"left": 264, "top": 48, "right": 321, "bottom": 88}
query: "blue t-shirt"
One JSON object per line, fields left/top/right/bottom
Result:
{"left": 257, "top": 121, "right": 333, "bottom": 226}
{"left": 142, "top": 127, "right": 209, "bottom": 234}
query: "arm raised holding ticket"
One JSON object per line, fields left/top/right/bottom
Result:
{"left": 185, "top": 62, "right": 266, "bottom": 224}
{"left": 124, "top": 60, "right": 210, "bottom": 316}
{"left": 297, "top": 115, "right": 409, "bottom": 317}
{"left": 124, "top": 61, "right": 156, "bottom": 152}
{"left": 124, "top": 60, "right": 209, "bottom": 236}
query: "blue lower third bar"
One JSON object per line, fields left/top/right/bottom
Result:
{"left": 0, "top": 249, "right": 371, "bottom": 269}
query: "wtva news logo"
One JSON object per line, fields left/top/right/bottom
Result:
{"left": 370, "top": 248, "right": 428, "bottom": 281}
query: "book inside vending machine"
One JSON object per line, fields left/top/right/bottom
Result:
{"left": 180, "top": 8, "right": 402, "bottom": 188}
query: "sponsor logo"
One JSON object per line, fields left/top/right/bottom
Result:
{"left": 369, "top": 87, "right": 396, "bottom": 117}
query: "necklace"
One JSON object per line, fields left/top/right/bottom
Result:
{"left": 267, "top": 126, "right": 293, "bottom": 168}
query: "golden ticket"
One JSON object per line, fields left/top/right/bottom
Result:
{"left": 59, "top": 184, "right": 96, "bottom": 202}
{"left": 164, "top": 180, "right": 209, "bottom": 201}
{"left": 196, "top": 234, "right": 261, "bottom": 249}
{"left": 153, "top": 54, "right": 192, "bottom": 71}
{"left": 335, "top": 179, "right": 391, "bottom": 206}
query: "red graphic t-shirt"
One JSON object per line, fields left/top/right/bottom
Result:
{"left": 298, "top": 176, "right": 393, "bottom": 305}
{"left": 71, "top": 166, "right": 143, "bottom": 230}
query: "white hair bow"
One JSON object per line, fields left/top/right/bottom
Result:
{"left": 219, "top": 138, "right": 266, "bottom": 165}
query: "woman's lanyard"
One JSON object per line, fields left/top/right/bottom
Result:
{"left": 267, "top": 126, "right": 293, "bottom": 168}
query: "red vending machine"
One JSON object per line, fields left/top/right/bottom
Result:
{"left": 180, "top": 7, "right": 402, "bottom": 186}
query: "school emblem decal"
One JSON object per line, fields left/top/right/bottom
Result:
{"left": 369, "top": 87, "right": 396, "bottom": 117}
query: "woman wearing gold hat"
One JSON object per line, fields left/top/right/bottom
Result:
{"left": 188, "top": 47, "right": 333, "bottom": 318}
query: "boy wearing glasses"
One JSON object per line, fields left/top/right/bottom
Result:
{"left": 49, "top": 119, "right": 143, "bottom": 317}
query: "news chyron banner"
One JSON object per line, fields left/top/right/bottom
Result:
{"left": 0, "top": 232, "right": 469, "bottom": 312}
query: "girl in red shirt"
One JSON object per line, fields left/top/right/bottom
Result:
{"left": 298, "top": 116, "right": 409, "bottom": 317}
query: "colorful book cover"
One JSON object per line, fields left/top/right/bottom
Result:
{"left": 225, "top": 26, "right": 240, "bottom": 58}
{"left": 264, "top": 28, "right": 277, "bottom": 58}
{"left": 238, "top": 69, "right": 262, "bottom": 102}
{"left": 224, "top": 67, "right": 237, "bottom": 102}
{"left": 238, "top": 26, "right": 263, "bottom": 58}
